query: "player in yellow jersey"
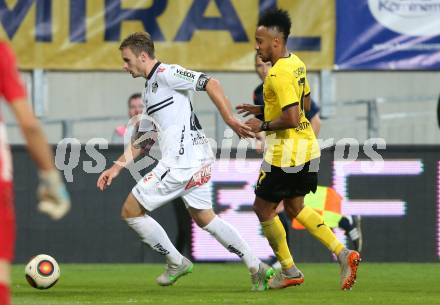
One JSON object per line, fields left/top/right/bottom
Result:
{"left": 246, "top": 55, "right": 362, "bottom": 261}
{"left": 237, "top": 9, "right": 360, "bottom": 290}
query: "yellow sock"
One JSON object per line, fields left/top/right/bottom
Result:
{"left": 296, "top": 206, "right": 345, "bottom": 255}
{"left": 261, "top": 216, "right": 294, "bottom": 269}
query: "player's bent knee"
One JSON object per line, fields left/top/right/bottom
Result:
{"left": 121, "top": 193, "right": 147, "bottom": 220}
{"left": 188, "top": 207, "right": 215, "bottom": 228}
{"left": 284, "top": 199, "right": 304, "bottom": 219}
{"left": 253, "top": 198, "right": 276, "bottom": 221}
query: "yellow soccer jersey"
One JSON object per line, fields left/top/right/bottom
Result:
{"left": 263, "top": 54, "right": 320, "bottom": 167}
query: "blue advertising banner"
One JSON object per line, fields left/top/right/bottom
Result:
{"left": 335, "top": 0, "right": 440, "bottom": 70}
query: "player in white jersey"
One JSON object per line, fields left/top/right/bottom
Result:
{"left": 97, "top": 32, "right": 274, "bottom": 291}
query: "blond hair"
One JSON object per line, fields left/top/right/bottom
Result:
{"left": 119, "top": 32, "right": 155, "bottom": 58}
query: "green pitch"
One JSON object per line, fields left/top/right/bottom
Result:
{"left": 12, "top": 263, "right": 440, "bottom": 305}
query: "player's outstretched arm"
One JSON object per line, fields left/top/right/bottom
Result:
{"left": 205, "top": 78, "right": 255, "bottom": 138}
{"left": 97, "top": 144, "right": 142, "bottom": 191}
{"left": 245, "top": 105, "right": 300, "bottom": 133}
{"left": 10, "top": 100, "right": 71, "bottom": 220}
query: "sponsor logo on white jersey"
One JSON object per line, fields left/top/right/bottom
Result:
{"left": 139, "top": 63, "right": 214, "bottom": 169}
{"left": 185, "top": 165, "right": 211, "bottom": 190}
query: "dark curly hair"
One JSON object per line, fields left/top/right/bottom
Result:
{"left": 257, "top": 9, "right": 291, "bottom": 42}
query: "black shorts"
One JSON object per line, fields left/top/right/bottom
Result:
{"left": 254, "top": 160, "right": 319, "bottom": 203}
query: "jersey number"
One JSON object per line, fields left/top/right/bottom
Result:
{"left": 257, "top": 170, "right": 266, "bottom": 187}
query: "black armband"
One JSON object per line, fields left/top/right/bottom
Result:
{"left": 261, "top": 121, "right": 271, "bottom": 131}
{"left": 196, "top": 74, "right": 210, "bottom": 91}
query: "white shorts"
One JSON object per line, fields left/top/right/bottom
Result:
{"left": 131, "top": 162, "right": 213, "bottom": 212}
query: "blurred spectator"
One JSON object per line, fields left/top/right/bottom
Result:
{"left": 111, "top": 93, "right": 144, "bottom": 144}
{"left": 0, "top": 42, "right": 70, "bottom": 305}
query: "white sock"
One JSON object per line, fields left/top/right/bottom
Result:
{"left": 203, "top": 216, "right": 261, "bottom": 273}
{"left": 125, "top": 215, "right": 183, "bottom": 266}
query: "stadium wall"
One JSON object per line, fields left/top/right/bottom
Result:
{"left": 2, "top": 71, "right": 440, "bottom": 145}
{"left": 12, "top": 145, "right": 440, "bottom": 263}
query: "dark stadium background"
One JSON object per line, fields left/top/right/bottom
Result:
{"left": 13, "top": 145, "right": 440, "bottom": 263}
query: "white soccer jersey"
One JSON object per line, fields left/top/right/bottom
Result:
{"left": 138, "top": 62, "right": 214, "bottom": 168}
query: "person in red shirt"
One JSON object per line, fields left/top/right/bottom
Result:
{"left": 0, "top": 42, "right": 71, "bottom": 305}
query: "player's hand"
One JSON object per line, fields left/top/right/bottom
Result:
{"left": 37, "top": 170, "right": 71, "bottom": 220}
{"left": 97, "top": 166, "right": 121, "bottom": 191}
{"left": 226, "top": 117, "right": 255, "bottom": 138}
{"left": 236, "top": 104, "right": 263, "bottom": 117}
{"left": 244, "top": 118, "right": 263, "bottom": 133}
